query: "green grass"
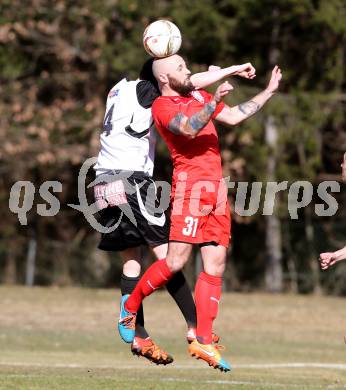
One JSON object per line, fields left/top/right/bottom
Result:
{"left": 1, "top": 287, "right": 346, "bottom": 389}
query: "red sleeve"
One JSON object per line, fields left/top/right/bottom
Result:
{"left": 152, "top": 98, "right": 180, "bottom": 130}
{"left": 213, "top": 100, "right": 225, "bottom": 118}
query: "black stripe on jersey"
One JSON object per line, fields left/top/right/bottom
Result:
{"left": 125, "top": 114, "right": 152, "bottom": 138}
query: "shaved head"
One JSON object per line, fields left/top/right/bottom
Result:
{"left": 152, "top": 54, "right": 182, "bottom": 79}
{"left": 152, "top": 54, "right": 194, "bottom": 96}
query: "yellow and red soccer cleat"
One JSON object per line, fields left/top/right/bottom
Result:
{"left": 131, "top": 336, "right": 174, "bottom": 365}
{"left": 188, "top": 339, "right": 231, "bottom": 372}
{"left": 186, "top": 327, "right": 220, "bottom": 344}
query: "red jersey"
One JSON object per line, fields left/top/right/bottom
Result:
{"left": 152, "top": 90, "right": 225, "bottom": 190}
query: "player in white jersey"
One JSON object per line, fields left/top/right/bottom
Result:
{"left": 94, "top": 58, "right": 256, "bottom": 364}
{"left": 94, "top": 77, "right": 156, "bottom": 177}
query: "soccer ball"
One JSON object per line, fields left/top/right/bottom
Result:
{"left": 143, "top": 20, "right": 182, "bottom": 58}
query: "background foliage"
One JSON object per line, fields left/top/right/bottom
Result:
{"left": 0, "top": 0, "right": 345, "bottom": 293}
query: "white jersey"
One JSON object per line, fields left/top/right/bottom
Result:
{"left": 94, "top": 78, "right": 158, "bottom": 177}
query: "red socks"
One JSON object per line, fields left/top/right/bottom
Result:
{"left": 195, "top": 271, "right": 222, "bottom": 344}
{"left": 124, "top": 260, "right": 222, "bottom": 346}
{"left": 125, "top": 259, "right": 173, "bottom": 313}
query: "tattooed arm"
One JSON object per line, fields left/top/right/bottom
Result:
{"left": 215, "top": 95, "right": 266, "bottom": 126}
{"left": 168, "top": 82, "right": 233, "bottom": 138}
{"left": 168, "top": 101, "right": 216, "bottom": 137}
{"left": 215, "top": 66, "right": 282, "bottom": 126}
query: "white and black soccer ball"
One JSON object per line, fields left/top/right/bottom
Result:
{"left": 143, "top": 20, "right": 182, "bottom": 58}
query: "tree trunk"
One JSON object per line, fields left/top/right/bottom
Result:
{"left": 304, "top": 206, "right": 322, "bottom": 294}
{"left": 264, "top": 8, "right": 283, "bottom": 293}
{"left": 264, "top": 115, "right": 283, "bottom": 292}
{"left": 25, "top": 235, "right": 37, "bottom": 287}
{"left": 265, "top": 214, "right": 283, "bottom": 292}
{"left": 282, "top": 222, "right": 298, "bottom": 293}
{"left": 297, "top": 141, "right": 322, "bottom": 294}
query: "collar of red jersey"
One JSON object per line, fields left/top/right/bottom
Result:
{"left": 160, "top": 91, "right": 205, "bottom": 104}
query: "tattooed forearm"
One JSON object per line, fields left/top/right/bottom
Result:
{"left": 168, "top": 101, "right": 216, "bottom": 137}
{"left": 188, "top": 102, "right": 216, "bottom": 133}
{"left": 168, "top": 112, "right": 185, "bottom": 135}
{"left": 238, "top": 100, "right": 260, "bottom": 115}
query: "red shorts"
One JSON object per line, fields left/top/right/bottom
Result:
{"left": 169, "top": 180, "right": 231, "bottom": 247}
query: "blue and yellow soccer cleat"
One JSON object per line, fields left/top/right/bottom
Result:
{"left": 188, "top": 339, "right": 231, "bottom": 372}
{"left": 118, "top": 294, "right": 136, "bottom": 343}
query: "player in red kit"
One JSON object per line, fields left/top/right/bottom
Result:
{"left": 153, "top": 88, "right": 231, "bottom": 248}
{"left": 118, "top": 54, "right": 282, "bottom": 371}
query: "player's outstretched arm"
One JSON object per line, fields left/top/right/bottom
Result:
{"left": 168, "top": 81, "right": 233, "bottom": 138}
{"left": 215, "top": 66, "right": 282, "bottom": 126}
{"left": 190, "top": 63, "right": 256, "bottom": 89}
{"left": 319, "top": 246, "right": 346, "bottom": 270}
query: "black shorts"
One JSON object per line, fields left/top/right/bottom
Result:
{"left": 95, "top": 171, "right": 169, "bottom": 252}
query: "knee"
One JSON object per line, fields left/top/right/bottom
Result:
{"left": 166, "top": 255, "right": 186, "bottom": 273}
{"left": 121, "top": 247, "right": 141, "bottom": 277}
{"left": 203, "top": 257, "right": 226, "bottom": 277}
{"left": 123, "top": 259, "right": 141, "bottom": 277}
{"left": 166, "top": 246, "right": 191, "bottom": 273}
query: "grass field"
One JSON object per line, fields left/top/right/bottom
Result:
{"left": 1, "top": 287, "right": 346, "bottom": 389}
